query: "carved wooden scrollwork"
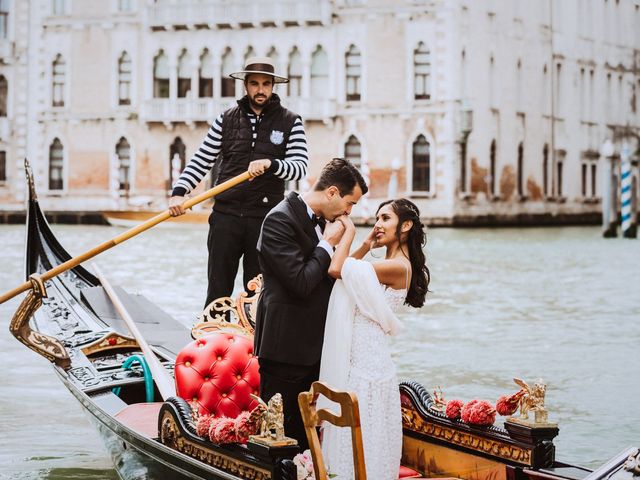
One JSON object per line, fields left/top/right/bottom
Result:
{"left": 192, "top": 274, "right": 262, "bottom": 339}
{"left": 9, "top": 274, "right": 71, "bottom": 369}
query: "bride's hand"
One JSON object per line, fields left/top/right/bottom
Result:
{"left": 362, "top": 227, "right": 377, "bottom": 249}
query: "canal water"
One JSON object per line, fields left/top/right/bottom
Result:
{"left": 0, "top": 223, "right": 638, "bottom": 479}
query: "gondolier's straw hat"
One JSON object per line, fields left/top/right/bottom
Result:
{"left": 230, "top": 56, "right": 289, "bottom": 84}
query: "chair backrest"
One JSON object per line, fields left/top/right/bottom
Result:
{"left": 192, "top": 274, "right": 262, "bottom": 338}
{"left": 298, "top": 381, "right": 367, "bottom": 480}
{"left": 175, "top": 332, "right": 260, "bottom": 418}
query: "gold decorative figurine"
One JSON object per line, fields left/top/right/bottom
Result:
{"left": 249, "top": 393, "right": 298, "bottom": 447}
{"left": 508, "top": 377, "right": 557, "bottom": 427}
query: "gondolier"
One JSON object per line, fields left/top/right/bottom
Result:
{"left": 169, "top": 57, "right": 308, "bottom": 307}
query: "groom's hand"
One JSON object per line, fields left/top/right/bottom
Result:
{"left": 323, "top": 220, "right": 346, "bottom": 247}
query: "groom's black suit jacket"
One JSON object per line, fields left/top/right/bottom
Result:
{"left": 254, "top": 191, "right": 334, "bottom": 366}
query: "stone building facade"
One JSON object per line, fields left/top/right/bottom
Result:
{"left": 0, "top": 0, "right": 638, "bottom": 224}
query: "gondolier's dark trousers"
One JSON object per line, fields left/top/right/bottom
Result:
{"left": 205, "top": 210, "right": 263, "bottom": 308}
{"left": 258, "top": 358, "right": 320, "bottom": 451}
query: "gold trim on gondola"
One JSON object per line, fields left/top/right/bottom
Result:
{"left": 401, "top": 406, "right": 532, "bottom": 466}
{"left": 159, "top": 410, "right": 272, "bottom": 479}
{"left": 9, "top": 274, "right": 71, "bottom": 369}
{"left": 80, "top": 331, "right": 138, "bottom": 356}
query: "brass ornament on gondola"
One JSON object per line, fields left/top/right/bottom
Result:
{"left": 9, "top": 274, "right": 71, "bottom": 369}
{"left": 249, "top": 393, "right": 298, "bottom": 447}
{"left": 507, "top": 377, "right": 557, "bottom": 427}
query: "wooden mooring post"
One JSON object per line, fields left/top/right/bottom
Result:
{"left": 620, "top": 143, "right": 637, "bottom": 239}
{"left": 601, "top": 142, "right": 618, "bottom": 238}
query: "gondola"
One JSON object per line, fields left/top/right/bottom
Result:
{"left": 7, "top": 162, "right": 639, "bottom": 480}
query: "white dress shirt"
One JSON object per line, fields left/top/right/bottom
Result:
{"left": 299, "top": 195, "right": 333, "bottom": 258}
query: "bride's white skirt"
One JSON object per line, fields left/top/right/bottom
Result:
{"left": 322, "top": 316, "right": 402, "bottom": 480}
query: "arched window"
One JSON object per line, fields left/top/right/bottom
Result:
{"left": 177, "top": 50, "right": 191, "bottom": 98}
{"left": 49, "top": 138, "right": 64, "bottom": 190}
{"left": 118, "top": 52, "right": 132, "bottom": 105}
{"left": 0, "top": 0, "right": 8, "bottom": 40}
{"left": 118, "top": 0, "right": 133, "bottom": 12}
{"left": 412, "top": 135, "right": 430, "bottom": 192}
{"left": 516, "top": 59, "right": 522, "bottom": 111}
{"left": 266, "top": 46, "right": 279, "bottom": 65}
{"left": 517, "top": 142, "right": 524, "bottom": 196}
{"left": 0, "top": 150, "right": 6, "bottom": 182}
{"left": 414, "top": 42, "right": 431, "bottom": 100}
{"left": 345, "top": 45, "right": 361, "bottom": 101}
{"left": 344, "top": 135, "right": 361, "bottom": 170}
{"left": 116, "top": 137, "right": 131, "bottom": 191}
{"left": 489, "top": 56, "right": 495, "bottom": 108}
{"left": 153, "top": 51, "right": 169, "bottom": 98}
{"left": 489, "top": 139, "right": 496, "bottom": 196}
{"left": 542, "top": 143, "right": 549, "bottom": 196}
{"left": 0, "top": 75, "right": 7, "bottom": 116}
{"left": 460, "top": 49, "right": 467, "bottom": 99}
{"left": 52, "top": 54, "right": 66, "bottom": 107}
{"left": 53, "top": 0, "right": 66, "bottom": 15}
{"left": 288, "top": 48, "right": 302, "bottom": 97}
{"left": 555, "top": 150, "right": 564, "bottom": 197}
{"left": 170, "top": 137, "right": 186, "bottom": 181}
{"left": 310, "top": 46, "right": 329, "bottom": 97}
{"left": 199, "top": 49, "right": 213, "bottom": 98}
{"left": 221, "top": 48, "right": 235, "bottom": 98}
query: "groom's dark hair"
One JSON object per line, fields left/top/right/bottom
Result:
{"left": 314, "top": 158, "right": 368, "bottom": 196}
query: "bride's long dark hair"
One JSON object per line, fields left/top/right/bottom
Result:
{"left": 376, "top": 198, "right": 430, "bottom": 308}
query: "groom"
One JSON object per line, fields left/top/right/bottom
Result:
{"left": 254, "top": 158, "right": 368, "bottom": 449}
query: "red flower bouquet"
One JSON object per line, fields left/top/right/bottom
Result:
{"left": 445, "top": 399, "right": 464, "bottom": 420}
{"left": 461, "top": 399, "right": 496, "bottom": 426}
{"left": 496, "top": 390, "right": 524, "bottom": 416}
{"left": 196, "top": 414, "right": 213, "bottom": 438}
{"left": 209, "top": 417, "right": 237, "bottom": 444}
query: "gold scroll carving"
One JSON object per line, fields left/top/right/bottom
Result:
{"left": 401, "top": 406, "right": 532, "bottom": 466}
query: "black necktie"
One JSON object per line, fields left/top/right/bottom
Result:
{"left": 312, "top": 214, "right": 326, "bottom": 232}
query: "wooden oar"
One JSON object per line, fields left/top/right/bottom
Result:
{"left": 92, "top": 263, "right": 176, "bottom": 400}
{"left": 0, "top": 171, "right": 251, "bottom": 304}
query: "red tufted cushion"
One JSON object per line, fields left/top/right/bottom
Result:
{"left": 174, "top": 332, "right": 260, "bottom": 418}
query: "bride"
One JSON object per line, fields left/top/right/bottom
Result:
{"left": 319, "top": 198, "right": 430, "bottom": 480}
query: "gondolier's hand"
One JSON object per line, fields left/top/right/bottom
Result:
{"left": 248, "top": 159, "right": 271, "bottom": 180}
{"left": 168, "top": 196, "right": 186, "bottom": 216}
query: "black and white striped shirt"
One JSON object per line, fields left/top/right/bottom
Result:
{"left": 171, "top": 111, "right": 308, "bottom": 196}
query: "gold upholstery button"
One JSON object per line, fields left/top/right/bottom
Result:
{"left": 185, "top": 361, "right": 191, "bottom": 367}
{"left": 217, "top": 356, "right": 222, "bottom": 361}
{"left": 222, "top": 393, "right": 227, "bottom": 398}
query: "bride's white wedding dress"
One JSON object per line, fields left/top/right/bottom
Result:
{"left": 319, "top": 258, "right": 405, "bottom": 480}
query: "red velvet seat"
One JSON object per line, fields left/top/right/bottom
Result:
{"left": 174, "top": 332, "right": 260, "bottom": 418}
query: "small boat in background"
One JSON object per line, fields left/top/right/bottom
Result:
{"left": 102, "top": 209, "right": 210, "bottom": 227}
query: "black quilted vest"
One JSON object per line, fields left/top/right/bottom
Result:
{"left": 214, "top": 94, "right": 298, "bottom": 217}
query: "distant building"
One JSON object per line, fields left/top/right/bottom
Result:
{"left": 0, "top": 0, "right": 638, "bottom": 224}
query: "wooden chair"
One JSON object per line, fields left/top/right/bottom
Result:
{"left": 298, "top": 381, "right": 367, "bottom": 480}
